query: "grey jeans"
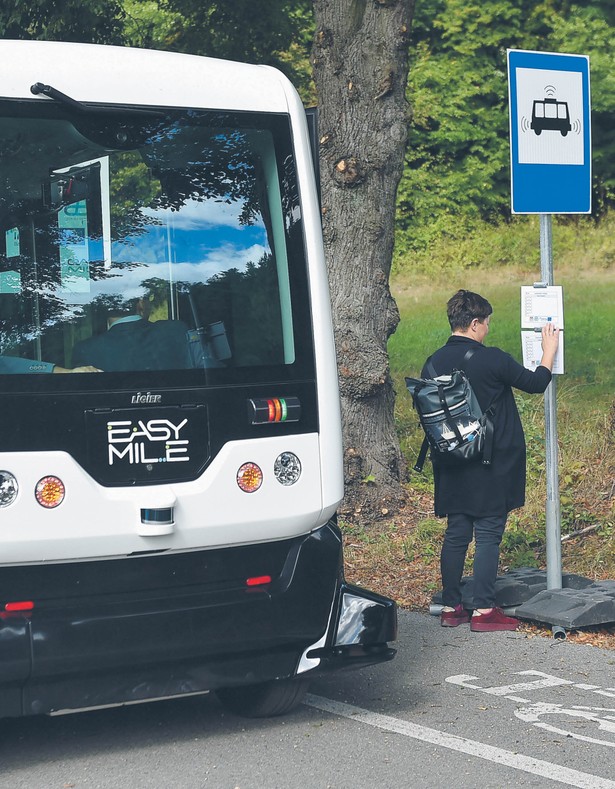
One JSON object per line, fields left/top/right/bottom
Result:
{"left": 441, "top": 512, "right": 508, "bottom": 609}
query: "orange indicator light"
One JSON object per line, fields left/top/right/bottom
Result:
{"left": 236, "top": 462, "right": 263, "bottom": 493}
{"left": 35, "top": 476, "right": 65, "bottom": 508}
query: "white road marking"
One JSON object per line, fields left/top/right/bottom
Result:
{"left": 447, "top": 671, "right": 615, "bottom": 703}
{"left": 515, "top": 703, "right": 615, "bottom": 748}
{"left": 305, "top": 694, "right": 615, "bottom": 789}
{"left": 446, "top": 670, "right": 573, "bottom": 696}
{"left": 445, "top": 669, "right": 615, "bottom": 749}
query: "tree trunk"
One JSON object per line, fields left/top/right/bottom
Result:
{"left": 312, "top": 0, "right": 414, "bottom": 521}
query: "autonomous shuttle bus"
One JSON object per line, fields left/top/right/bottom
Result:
{"left": 530, "top": 97, "right": 572, "bottom": 136}
{"left": 0, "top": 41, "right": 396, "bottom": 719}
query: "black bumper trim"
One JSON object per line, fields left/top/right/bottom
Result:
{"left": 0, "top": 520, "right": 397, "bottom": 718}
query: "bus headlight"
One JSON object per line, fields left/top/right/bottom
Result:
{"left": 274, "top": 452, "right": 301, "bottom": 486}
{"left": 0, "top": 471, "right": 19, "bottom": 508}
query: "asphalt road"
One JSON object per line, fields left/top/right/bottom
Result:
{"left": 1, "top": 610, "right": 615, "bottom": 789}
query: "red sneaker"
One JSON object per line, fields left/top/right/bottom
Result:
{"left": 470, "top": 608, "right": 518, "bottom": 632}
{"left": 440, "top": 604, "right": 471, "bottom": 627}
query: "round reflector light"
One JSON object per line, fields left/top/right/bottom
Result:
{"left": 35, "top": 476, "right": 65, "bottom": 508}
{"left": 274, "top": 452, "right": 302, "bottom": 486}
{"left": 0, "top": 471, "right": 19, "bottom": 508}
{"left": 236, "top": 462, "right": 263, "bottom": 493}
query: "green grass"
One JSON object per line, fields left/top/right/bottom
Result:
{"left": 390, "top": 268, "right": 615, "bottom": 405}
{"left": 389, "top": 216, "right": 615, "bottom": 576}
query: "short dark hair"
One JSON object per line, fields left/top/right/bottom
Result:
{"left": 447, "top": 290, "right": 492, "bottom": 331}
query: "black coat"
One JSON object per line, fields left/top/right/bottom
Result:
{"left": 421, "top": 335, "right": 552, "bottom": 517}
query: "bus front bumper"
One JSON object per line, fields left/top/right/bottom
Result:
{"left": 0, "top": 520, "right": 396, "bottom": 718}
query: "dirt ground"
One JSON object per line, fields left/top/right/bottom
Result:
{"left": 341, "top": 495, "right": 615, "bottom": 651}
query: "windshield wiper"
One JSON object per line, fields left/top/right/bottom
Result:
{"left": 30, "top": 80, "right": 166, "bottom": 149}
{"left": 31, "top": 82, "right": 88, "bottom": 113}
{"left": 30, "top": 82, "right": 162, "bottom": 117}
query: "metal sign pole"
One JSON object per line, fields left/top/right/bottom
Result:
{"left": 539, "top": 214, "right": 562, "bottom": 590}
{"left": 501, "top": 51, "right": 615, "bottom": 635}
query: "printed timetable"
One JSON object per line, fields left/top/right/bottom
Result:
{"left": 520, "top": 285, "right": 564, "bottom": 374}
{"left": 521, "top": 285, "right": 564, "bottom": 328}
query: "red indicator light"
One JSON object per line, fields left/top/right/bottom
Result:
{"left": 248, "top": 397, "right": 301, "bottom": 425}
{"left": 246, "top": 575, "right": 272, "bottom": 587}
{"left": 4, "top": 601, "right": 34, "bottom": 612}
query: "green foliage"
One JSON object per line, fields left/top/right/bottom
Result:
{"left": 0, "top": 0, "right": 126, "bottom": 44}
{"left": 398, "top": 0, "right": 615, "bottom": 256}
{"left": 157, "top": 0, "right": 315, "bottom": 98}
{"left": 394, "top": 210, "right": 615, "bottom": 279}
{"left": 402, "top": 518, "right": 444, "bottom": 562}
{"left": 121, "top": 0, "right": 183, "bottom": 49}
{"left": 514, "top": 394, "right": 546, "bottom": 485}
{"left": 547, "top": 6, "right": 615, "bottom": 214}
{"left": 500, "top": 514, "right": 541, "bottom": 568}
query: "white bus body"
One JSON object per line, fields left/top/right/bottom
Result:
{"left": 0, "top": 41, "right": 396, "bottom": 719}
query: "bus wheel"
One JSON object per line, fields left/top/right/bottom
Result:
{"left": 216, "top": 677, "right": 310, "bottom": 718}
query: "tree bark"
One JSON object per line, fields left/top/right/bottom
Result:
{"left": 312, "top": 0, "right": 414, "bottom": 521}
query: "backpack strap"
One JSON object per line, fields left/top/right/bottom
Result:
{"left": 425, "top": 355, "right": 437, "bottom": 378}
{"left": 426, "top": 345, "right": 478, "bottom": 378}
{"left": 436, "top": 380, "right": 464, "bottom": 445}
{"left": 460, "top": 346, "right": 478, "bottom": 368}
{"left": 414, "top": 435, "right": 430, "bottom": 473}
{"left": 461, "top": 345, "right": 497, "bottom": 465}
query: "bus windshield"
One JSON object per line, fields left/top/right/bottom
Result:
{"left": 0, "top": 103, "right": 305, "bottom": 379}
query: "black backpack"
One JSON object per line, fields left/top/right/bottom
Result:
{"left": 405, "top": 348, "right": 496, "bottom": 472}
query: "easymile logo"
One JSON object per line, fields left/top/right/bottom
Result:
{"left": 107, "top": 418, "right": 189, "bottom": 465}
{"left": 131, "top": 391, "right": 162, "bottom": 404}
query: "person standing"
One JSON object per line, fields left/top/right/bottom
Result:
{"left": 422, "top": 290, "right": 560, "bottom": 632}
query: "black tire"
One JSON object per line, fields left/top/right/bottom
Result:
{"left": 216, "top": 677, "right": 310, "bottom": 718}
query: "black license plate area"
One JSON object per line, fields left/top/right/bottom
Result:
{"left": 85, "top": 405, "right": 209, "bottom": 486}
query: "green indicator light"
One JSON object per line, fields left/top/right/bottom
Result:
{"left": 280, "top": 398, "right": 288, "bottom": 421}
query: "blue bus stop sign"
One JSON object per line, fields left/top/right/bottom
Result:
{"left": 507, "top": 49, "right": 591, "bottom": 214}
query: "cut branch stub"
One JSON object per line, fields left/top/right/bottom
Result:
{"left": 333, "top": 157, "right": 366, "bottom": 187}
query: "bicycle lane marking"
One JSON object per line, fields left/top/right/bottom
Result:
{"left": 515, "top": 704, "right": 615, "bottom": 748}
{"left": 304, "top": 694, "right": 615, "bottom": 789}
{"left": 446, "top": 670, "right": 615, "bottom": 748}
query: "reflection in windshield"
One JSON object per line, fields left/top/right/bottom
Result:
{"left": 0, "top": 107, "right": 300, "bottom": 374}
